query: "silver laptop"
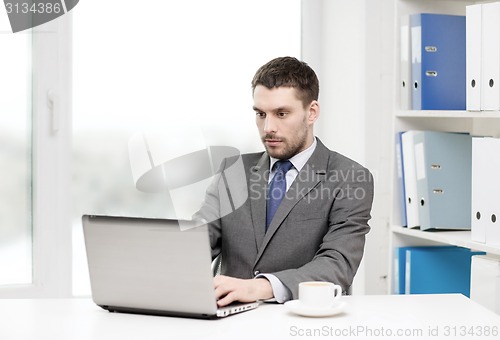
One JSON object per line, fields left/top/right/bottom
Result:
{"left": 82, "top": 215, "right": 259, "bottom": 319}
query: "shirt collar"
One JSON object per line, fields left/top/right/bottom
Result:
{"left": 269, "top": 137, "right": 317, "bottom": 172}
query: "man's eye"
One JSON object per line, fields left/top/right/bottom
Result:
{"left": 277, "top": 112, "right": 287, "bottom": 117}
{"left": 256, "top": 112, "right": 266, "bottom": 118}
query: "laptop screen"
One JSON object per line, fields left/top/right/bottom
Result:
{"left": 82, "top": 215, "right": 219, "bottom": 317}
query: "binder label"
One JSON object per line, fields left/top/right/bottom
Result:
{"left": 401, "top": 25, "right": 409, "bottom": 61}
{"left": 414, "top": 142, "right": 426, "bottom": 180}
{"left": 411, "top": 26, "right": 421, "bottom": 63}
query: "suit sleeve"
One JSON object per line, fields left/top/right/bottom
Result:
{"left": 272, "top": 166, "right": 374, "bottom": 299}
{"left": 192, "top": 160, "right": 226, "bottom": 261}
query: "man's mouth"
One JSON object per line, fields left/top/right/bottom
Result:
{"left": 264, "top": 138, "right": 283, "bottom": 146}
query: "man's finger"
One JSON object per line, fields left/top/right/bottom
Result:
{"left": 214, "top": 283, "right": 231, "bottom": 300}
{"left": 217, "top": 291, "right": 238, "bottom": 307}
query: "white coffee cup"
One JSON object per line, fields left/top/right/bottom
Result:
{"left": 298, "top": 281, "right": 342, "bottom": 308}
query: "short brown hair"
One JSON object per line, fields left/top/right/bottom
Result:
{"left": 251, "top": 56, "right": 319, "bottom": 108}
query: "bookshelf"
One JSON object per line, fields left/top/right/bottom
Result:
{"left": 389, "top": 0, "right": 500, "bottom": 293}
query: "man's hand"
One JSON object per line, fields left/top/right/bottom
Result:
{"left": 213, "top": 275, "right": 273, "bottom": 307}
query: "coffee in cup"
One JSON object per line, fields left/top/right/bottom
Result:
{"left": 298, "top": 281, "right": 342, "bottom": 308}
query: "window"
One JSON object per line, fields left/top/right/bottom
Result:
{"left": 0, "top": 11, "right": 32, "bottom": 286}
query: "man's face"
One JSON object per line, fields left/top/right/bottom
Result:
{"left": 253, "top": 85, "right": 318, "bottom": 160}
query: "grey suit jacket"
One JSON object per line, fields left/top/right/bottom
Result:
{"left": 194, "top": 138, "right": 374, "bottom": 299}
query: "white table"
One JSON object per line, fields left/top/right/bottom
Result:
{"left": 1, "top": 294, "right": 499, "bottom": 340}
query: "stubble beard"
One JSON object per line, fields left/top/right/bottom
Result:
{"left": 263, "top": 126, "right": 310, "bottom": 160}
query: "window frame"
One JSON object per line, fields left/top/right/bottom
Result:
{"left": 0, "top": 15, "right": 73, "bottom": 298}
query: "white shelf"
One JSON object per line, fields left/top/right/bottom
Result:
{"left": 396, "top": 110, "right": 500, "bottom": 118}
{"left": 388, "top": 0, "right": 500, "bottom": 294}
{"left": 391, "top": 226, "right": 500, "bottom": 255}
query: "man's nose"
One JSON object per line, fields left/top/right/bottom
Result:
{"left": 264, "top": 116, "right": 277, "bottom": 134}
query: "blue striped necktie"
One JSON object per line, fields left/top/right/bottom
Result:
{"left": 266, "top": 160, "right": 293, "bottom": 231}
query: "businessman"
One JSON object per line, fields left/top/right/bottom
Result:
{"left": 194, "top": 56, "right": 374, "bottom": 306}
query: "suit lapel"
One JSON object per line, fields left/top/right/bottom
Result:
{"left": 253, "top": 140, "right": 330, "bottom": 265}
{"left": 249, "top": 153, "right": 270, "bottom": 250}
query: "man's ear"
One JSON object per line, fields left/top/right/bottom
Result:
{"left": 307, "top": 100, "right": 320, "bottom": 125}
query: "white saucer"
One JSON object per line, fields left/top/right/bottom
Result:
{"left": 284, "top": 300, "right": 346, "bottom": 317}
